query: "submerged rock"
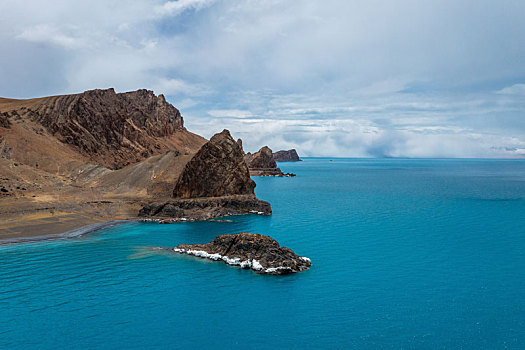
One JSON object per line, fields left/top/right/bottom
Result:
{"left": 172, "top": 232, "right": 311, "bottom": 275}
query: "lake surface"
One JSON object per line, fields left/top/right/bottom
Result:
{"left": 1, "top": 158, "right": 525, "bottom": 349}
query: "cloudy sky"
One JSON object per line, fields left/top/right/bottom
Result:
{"left": 1, "top": 0, "right": 525, "bottom": 157}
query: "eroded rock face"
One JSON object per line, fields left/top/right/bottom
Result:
{"left": 0, "top": 113, "right": 11, "bottom": 128}
{"left": 173, "top": 129, "right": 255, "bottom": 198}
{"left": 245, "top": 146, "right": 277, "bottom": 169}
{"left": 172, "top": 232, "right": 311, "bottom": 275}
{"left": 20, "top": 88, "right": 186, "bottom": 169}
{"left": 273, "top": 149, "right": 301, "bottom": 162}
{"left": 236, "top": 138, "right": 243, "bottom": 153}
{"left": 244, "top": 146, "right": 288, "bottom": 176}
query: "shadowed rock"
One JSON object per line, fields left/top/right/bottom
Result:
{"left": 171, "top": 232, "right": 311, "bottom": 275}
{"left": 0, "top": 113, "right": 11, "bottom": 128}
{"left": 245, "top": 146, "right": 277, "bottom": 169}
{"left": 139, "top": 196, "right": 271, "bottom": 221}
{"left": 173, "top": 129, "right": 255, "bottom": 198}
{"left": 236, "top": 138, "right": 244, "bottom": 153}
{"left": 244, "top": 145, "right": 296, "bottom": 176}
{"left": 137, "top": 129, "right": 272, "bottom": 220}
{"left": 273, "top": 149, "right": 301, "bottom": 162}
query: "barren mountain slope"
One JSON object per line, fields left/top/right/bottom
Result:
{"left": 0, "top": 88, "right": 206, "bottom": 171}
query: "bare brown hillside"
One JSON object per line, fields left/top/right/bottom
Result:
{"left": 0, "top": 88, "right": 206, "bottom": 170}
{"left": 0, "top": 90, "right": 269, "bottom": 241}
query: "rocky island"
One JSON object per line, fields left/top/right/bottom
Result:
{"left": 273, "top": 149, "right": 302, "bottom": 162}
{"left": 245, "top": 146, "right": 296, "bottom": 177}
{"left": 167, "top": 232, "right": 311, "bottom": 275}
{"left": 0, "top": 88, "right": 270, "bottom": 240}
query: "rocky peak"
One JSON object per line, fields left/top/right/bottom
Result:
{"left": 245, "top": 146, "right": 277, "bottom": 169}
{"left": 236, "top": 138, "right": 244, "bottom": 153}
{"left": 172, "top": 129, "right": 255, "bottom": 198}
{"left": 18, "top": 88, "right": 186, "bottom": 169}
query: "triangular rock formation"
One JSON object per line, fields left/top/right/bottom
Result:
{"left": 173, "top": 129, "right": 255, "bottom": 198}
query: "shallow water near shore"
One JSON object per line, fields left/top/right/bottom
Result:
{"left": 1, "top": 158, "right": 525, "bottom": 349}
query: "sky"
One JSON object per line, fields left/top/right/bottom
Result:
{"left": 1, "top": 0, "right": 525, "bottom": 157}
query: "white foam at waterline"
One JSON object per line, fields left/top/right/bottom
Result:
{"left": 300, "top": 257, "right": 311, "bottom": 263}
{"left": 172, "top": 248, "right": 309, "bottom": 273}
{"left": 248, "top": 210, "right": 265, "bottom": 215}
{"left": 265, "top": 266, "right": 293, "bottom": 273}
{"left": 252, "top": 260, "right": 263, "bottom": 270}
{"left": 173, "top": 248, "right": 265, "bottom": 271}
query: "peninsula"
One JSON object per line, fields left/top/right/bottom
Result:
{"left": 0, "top": 88, "right": 270, "bottom": 240}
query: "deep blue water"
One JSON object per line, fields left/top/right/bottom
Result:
{"left": 1, "top": 158, "right": 525, "bottom": 349}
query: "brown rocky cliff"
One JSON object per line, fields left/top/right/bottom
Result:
{"left": 245, "top": 146, "right": 277, "bottom": 169}
{"left": 244, "top": 145, "right": 288, "bottom": 176}
{"left": 173, "top": 129, "right": 255, "bottom": 198}
{"left": 3, "top": 88, "right": 201, "bottom": 169}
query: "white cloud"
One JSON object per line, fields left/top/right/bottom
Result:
{"left": 154, "top": 0, "right": 216, "bottom": 17}
{"left": 16, "top": 25, "right": 82, "bottom": 49}
{"left": 207, "top": 109, "right": 253, "bottom": 118}
{"left": 1, "top": 0, "right": 525, "bottom": 157}
{"left": 497, "top": 83, "right": 525, "bottom": 95}
{"left": 153, "top": 78, "right": 211, "bottom": 96}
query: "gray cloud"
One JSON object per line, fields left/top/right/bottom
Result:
{"left": 1, "top": 0, "right": 524, "bottom": 157}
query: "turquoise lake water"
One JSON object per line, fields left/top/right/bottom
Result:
{"left": 1, "top": 158, "right": 525, "bottom": 349}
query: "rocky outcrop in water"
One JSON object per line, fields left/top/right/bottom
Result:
{"left": 139, "top": 195, "right": 271, "bottom": 221}
{"left": 171, "top": 232, "right": 311, "bottom": 274}
{"left": 245, "top": 146, "right": 277, "bottom": 169}
{"left": 173, "top": 130, "right": 255, "bottom": 198}
{"left": 244, "top": 146, "right": 296, "bottom": 177}
{"left": 138, "top": 129, "right": 270, "bottom": 220}
{"left": 273, "top": 149, "right": 301, "bottom": 162}
{"left": 245, "top": 146, "right": 287, "bottom": 176}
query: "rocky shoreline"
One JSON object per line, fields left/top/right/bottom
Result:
{"left": 0, "top": 89, "right": 309, "bottom": 243}
{"left": 138, "top": 195, "right": 271, "bottom": 222}
{"left": 165, "top": 232, "right": 311, "bottom": 275}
